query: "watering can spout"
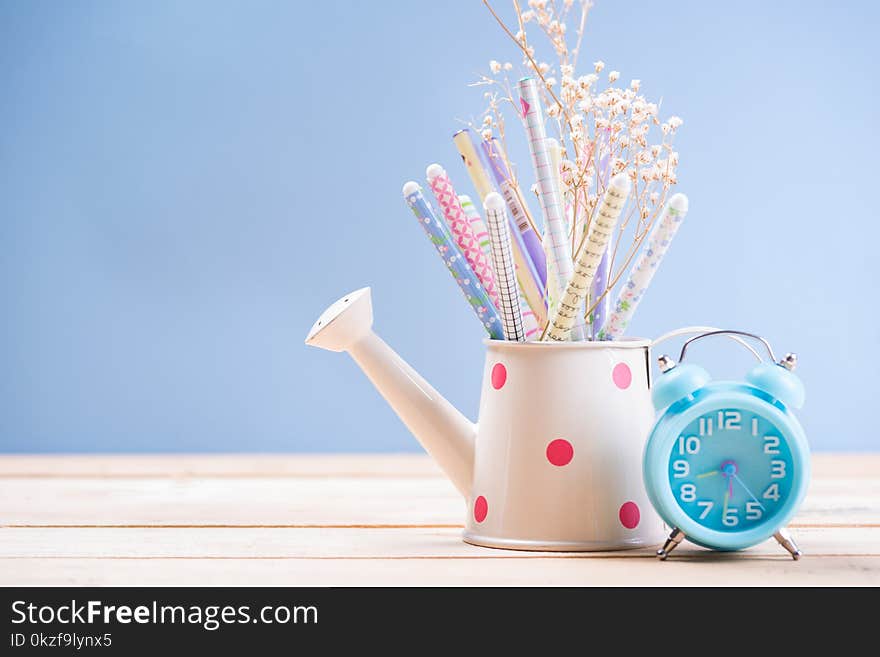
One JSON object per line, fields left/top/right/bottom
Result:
{"left": 305, "top": 288, "right": 475, "bottom": 496}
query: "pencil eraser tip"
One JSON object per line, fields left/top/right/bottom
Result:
{"left": 402, "top": 181, "right": 420, "bottom": 197}
{"left": 425, "top": 163, "right": 445, "bottom": 181}
{"left": 545, "top": 137, "right": 559, "bottom": 149}
{"left": 484, "top": 192, "right": 505, "bottom": 211}
{"left": 458, "top": 194, "right": 472, "bottom": 203}
{"left": 610, "top": 173, "right": 632, "bottom": 192}
{"left": 669, "top": 193, "right": 689, "bottom": 213}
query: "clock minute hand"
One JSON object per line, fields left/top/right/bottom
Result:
{"left": 732, "top": 473, "right": 765, "bottom": 510}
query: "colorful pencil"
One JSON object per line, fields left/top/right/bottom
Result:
{"left": 597, "top": 193, "right": 690, "bottom": 340}
{"left": 461, "top": 194, "right": 541, "bottom": 339}
{"left": 403, "top": 181, "right": 504, "bottom": 339}
{"left": 484, "top": 192, "right": 525, "bottom": 341}
{"left": 545, "top": 174, "right": 631, "bottom": 342}
{"left": 482, "top": 138, "right": 548, "bottom": 290}
{"left": 427, "top": 164, "right": 499, "bottom": 309}
{"left": 518, "top": 77, "right": 588, "bottom": 340}
{"left": 454, "top": 128, "right": 547, "bottom": 326}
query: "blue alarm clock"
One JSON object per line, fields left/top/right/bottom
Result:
{"left": 643, "top": 330, "right": 810, "bottom": 560}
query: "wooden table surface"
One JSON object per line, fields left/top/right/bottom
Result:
{"left": 1, "top": 453, "right": 877, "bottom": 586}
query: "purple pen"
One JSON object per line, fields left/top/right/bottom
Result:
{"left": 482, "top": 138, "right": 548, "bottom": 290}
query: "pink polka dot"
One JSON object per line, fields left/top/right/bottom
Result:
{"left": 612, "top": 362, "right": 632, "bottom": 389}
{"left": 491, "top": 363, "right": 507, "bottom": 390}
{"left": 619, "top": 501, "right": 640, "bottom": 529}
{"left": 474, "top": 496, "right": 488, "bottom": 523}
{"left": 546, "top": 439, "right": 574, "bottom": 467}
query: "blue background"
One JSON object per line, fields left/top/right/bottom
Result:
{"left": 2, "top": 0, "right": 877, "bottom": 452}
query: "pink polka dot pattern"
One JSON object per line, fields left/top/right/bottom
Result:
{"left": 612, "top": 362, "right": 632, "bottom": 389}
{"left": 546, "top": 439, "right": 574, "bottom": 467}
{"left": 491, "top": 363, "right": 507, "bottom": 390}
{"left": 474, "top": 496, "right": 488, "bottom": 523}
{"left": 619, "top": 501, "right": 640, "bottom": 529}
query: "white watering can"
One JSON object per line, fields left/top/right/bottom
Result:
{"left": 306, "top": 287, "right": 665, "bottom": 551}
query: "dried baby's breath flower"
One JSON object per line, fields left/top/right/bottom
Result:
{"left": 478, "top": 0, "right": 683, "bottom": 325}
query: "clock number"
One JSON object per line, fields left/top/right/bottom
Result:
{"left": 697, "top": 500, "right": 714, "bottom": 520}
{"left": 672, "top": 460, "right": 690, "bottom": 478}
{"left": 718, "top": 411, "right": 741, "bottom": 430}
{"left": 680, "top": 484, "right": 697, "bottom": 502}
{"left": 677, "top": 436, "right": 700, "bottom": 455}
{"left": 752, "top": 418, "right": 759, "bottom": 436}
{"left": 699, "top": 418, "right": 713, "bottom": 436}
{"left": 723, "top": 506, "right": 739, "bottom": 527}
{"left": 763, "top": 483, "right": 781, "bottom": 501}
{"left": 764, "top": 435, "right": 780, "bottom": 455}
{"left": 746, "top": 501, "right": 763, "bottom": 520}
{"left": 770, "top": 460, "right": 786, "bottom": 479}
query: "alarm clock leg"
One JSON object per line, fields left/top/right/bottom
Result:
{"left": 773, "top": 528, "right": 802, "bottom": 560}
{"left": 656, "top": 528, "right": 685, "bottom": 560}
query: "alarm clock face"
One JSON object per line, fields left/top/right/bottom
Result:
{"left": 667, "top": 408, "right": 794, "bottom": 533}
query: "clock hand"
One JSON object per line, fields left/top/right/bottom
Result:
{"left": 697, "top": 470, "right": 719, "bottom": 479}
{"left": 722, "top": 489, "right": 730, "bottom": 517}
{"left": 721, "top": 460, "right": 736, "bottom": 500}
{"left": 732, "top": 473, "right": 766, "bottom": 510}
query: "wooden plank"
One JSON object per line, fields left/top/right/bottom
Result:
{"left": 0, "top": 477, "right": 463, "bottom": 526}
{"left": 0, "top": 527, "right": 876, "bottom": 560}
{"left": 0, "top": 453, "right": 873, "bottom": 478}
{"left": 0, "top": 476, "right": 876, "bottom": 527}
{"left": 3, "top": 556, "right": 877, "bottom": 586}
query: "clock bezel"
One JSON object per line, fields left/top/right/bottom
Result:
{"left": 644, "top": 382, "right": 810, "bottom": 551}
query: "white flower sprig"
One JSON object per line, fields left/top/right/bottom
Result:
{"left": 477, "top": 0, "right": 684, "bottom": 324}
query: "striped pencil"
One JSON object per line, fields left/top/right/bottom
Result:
{"left": 458, "top": 195, "right": 491, "bottom": 257}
